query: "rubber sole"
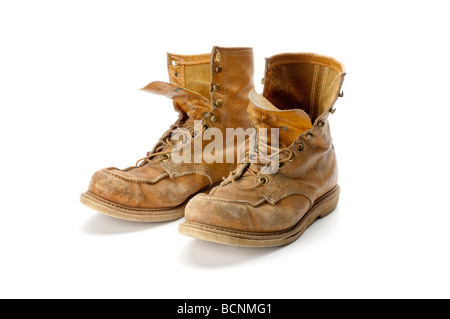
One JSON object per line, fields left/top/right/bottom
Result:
{"left": 80, "top": 192, "right": 186, "bottom": 222}
{"left": 178, "top": 185, "right": 340, "bottom": 247}
{"left": 80, "top": 183, "right": 218, "bottom": 222}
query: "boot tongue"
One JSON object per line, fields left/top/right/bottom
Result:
{"left": 141, "top": 81, "right": 212, "bottom": 120}
{"left": 247, "top": 90, "right": 312, "bottom": 146}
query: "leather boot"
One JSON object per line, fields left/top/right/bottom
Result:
{"left": 80, "top": 47, "right": 254, "bottom": 222}
{"left": 179, "top": 53, "right": 345, "bottom": 246}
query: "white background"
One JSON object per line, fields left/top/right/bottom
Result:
{"left": 1, "top": 0, "right": 449, "bottom": 299}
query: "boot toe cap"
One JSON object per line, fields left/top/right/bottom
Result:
{"left": 88, "top": 169, "right": 146, "bottom": 207}
{"left": 185, "top": 195, "right": 255, "bottom": 232}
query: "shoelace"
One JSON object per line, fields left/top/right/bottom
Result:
{"left": 135, "top": 119, "right": 206, "bottom": 167}
{"left": 228, "top": 138, "right": 294, "bottom": 190}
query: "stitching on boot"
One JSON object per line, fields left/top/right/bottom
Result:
{"left": 195, "top": 195, "right": 266, "bottom": 207}
{"left": 84, "top": 192, "right": 185, "bottom": 214}
{"left": 318, "top": 67, "right": 329, "bottom": 114}
{"left": 270, "top": 188, "right": 313, "bottom": 208}
{"left": 162, "top": 161, "right": 216, "bottom": 185}
{"left": 310, "top": 64, "right": 319, "bottom": 118}
{"left": 103, "top": 168, "right": 169, "bottom": 184}
{"left": 184, "top": 186, "right": 339, "bottom": 238}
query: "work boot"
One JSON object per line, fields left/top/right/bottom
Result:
{"left": 80, "top": 47, "right": 254, "bottom": 221}
{"left": 179, "top": 53, "right": 345, "bottom": 246}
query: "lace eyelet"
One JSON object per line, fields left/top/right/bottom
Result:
{"left": 162, "top": 154, "right": 171, "bottom": 162}
{"left": 202, "top": 123, "right": 210, "bottom": 130}
{"left": 297, "top": 143, "right": 304, "bottom": 152}
{"left": 258, "top": 176, "right": 269, "bottom": 185}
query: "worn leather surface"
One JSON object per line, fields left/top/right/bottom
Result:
{"left": 141, "top": 81, "right": 211, "bottom": 120}
{"left": 87, "top": 47, "right": 254, "bottom": 209}
{"left": 263, "top": 52, "right": 345, "bottom": 122}
{"left": 185, "top": 53, "right": 346, "bottom": 232}
{"left": 247, "top": 90, "right": 312, "bottom": 147}
{"left": 159, "top": 47, "right": 254, "bottom": 185}
{"left": 167, "top": 52, "right": 211, "bottom": 100}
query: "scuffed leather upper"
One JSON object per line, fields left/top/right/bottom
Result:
{"left": 88, "top": 47, "right": 254, "bottom": 209}
{"left": 185, "top": 53, "right": 346, "bottom": 232}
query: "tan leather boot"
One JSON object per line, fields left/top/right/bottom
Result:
{"left": 179, "top": 53, "right": 345, "bottom": 246}
{"left": 80, "top": 47, "right": 254, "bottom": 222}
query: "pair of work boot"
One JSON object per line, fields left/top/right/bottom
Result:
{"left": 80, "top": 46, "right": 346, "bottom": 247}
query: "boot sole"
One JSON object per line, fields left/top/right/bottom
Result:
{"left": 178, "top": 185, "right": 340, "bottom": 247}
{"left": 80, "top": 184, "right": 218, "bottom": 222}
